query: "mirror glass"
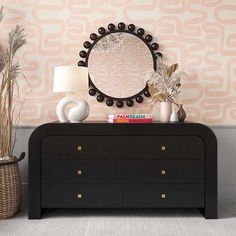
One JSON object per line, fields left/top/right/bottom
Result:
{"left": 88, "top": 32, "right": 153, "bottom": 98}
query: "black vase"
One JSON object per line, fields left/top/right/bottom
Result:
{"left": 177, "top": 104, "right": 186, "bottom": 122}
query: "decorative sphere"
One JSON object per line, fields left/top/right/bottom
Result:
{"left": 79, "top": 50, "right": 87, "bottom": 58}
{"left": 89, "top": 88, "right": 96, "bottom": 96}
{"left": 151, "top": 43, "right": 159, "bottom": 50}
{"left": 156, "top": 52, "right": 163, "bottom": 58}
{"left": 106, "top": 99, "right": 114, "bottom": 106}
{"left": 128, "top": 24, "right": 135, "bottom": 31}
{"left": 78, "top": 61, "right": 85, "bottom": 66}
{"left": 144, "top": 90, "right": 151, "bottom": 97}
{"left": 118, "top": 22, "right": 125, "bottom": 30}
{"left": 90, "top": 33, "right": 98, "bottom": 41}
{"left": 136, "top": 96, "right": 143, "bottom": 103}
{"left": 83, "top": 41, "right": 91, "bottom": 49}
{"left": 145, "top": 34, "right": 153, "bottom": 42}
{"left": 98, "top": 27, "right": 106, "bottom": 34}
{"left": 116, "top": 100, "right": 124, "bottom": 108}
{"left": 97, "top": 95, "right": 104, "bottom": 102}
{"left": 137, "top": 28, "right": 145, "bottom": 35}
{"left": 108, "top": 23, "right": 115, "bottom": 31}
{"left": 126, "top": 100, "right": 134, "bottom": 107}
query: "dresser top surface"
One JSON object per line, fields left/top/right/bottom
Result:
{"left": 30, "top": 121, "right": 216, "bottom": 143}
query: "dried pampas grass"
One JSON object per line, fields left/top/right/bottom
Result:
{"left": 0, "top": 7, "right": 27, "bottom": 158}
{"left": 146, "top": 57, "right": 183, "bottom": 105}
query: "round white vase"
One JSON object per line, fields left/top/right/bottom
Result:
{"left": 160, "top": 102, "right": 172, "bottom": 122}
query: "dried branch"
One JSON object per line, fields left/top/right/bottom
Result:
{"left": 146, "top": 58, "right": 183, "bottom": 105}
{"left": 9, "top": 25, "right": 27, "bottom": 57}
{"left": 0, "top": 6, "right": 27, "bottom": 158}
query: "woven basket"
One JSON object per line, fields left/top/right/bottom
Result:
{"left": 0, "top": 152, "right": 25, "bottom": 219}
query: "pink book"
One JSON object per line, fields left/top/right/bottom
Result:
{"left": 107, "top": 118, "right": 153, "bottom": 123}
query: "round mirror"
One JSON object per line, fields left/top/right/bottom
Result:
{"left": 79, "top": 23, "right": 162, "bottom": 108}
{"left": 88, "top": 33, "right": 153, "bottom": 98}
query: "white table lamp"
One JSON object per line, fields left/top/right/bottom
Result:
{"left": 53, "top": 66, "right": 89, "bottom": 123}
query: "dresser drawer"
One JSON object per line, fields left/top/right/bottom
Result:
{"left": 124, "top": 184, "right": 204, "bottom": 208}
{"left": 125, "top": 136, "right": 204, "bottom": 159}
{"left": 41, "top": 184, "right": 122, "bottom": 208}
{"left": 41, "top": 136, "right": 123, "bottom": 159}
{"left": 123, "top": 160, "right": 204, "bottom": 183}
{"left": 41, "top": 135, "right": 204, "bottom": 160}
{"left": 41, "top": 160, "right": 123, "bottom": 183}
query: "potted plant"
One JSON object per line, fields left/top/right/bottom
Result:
{"left": 147, "top": 57, "right": 183, "bottom": 122}
{"left": 0, "top": 6, "right": 26, "bottom": 219}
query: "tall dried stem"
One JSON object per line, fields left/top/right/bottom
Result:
{"left": 0, "top": 7, "right": 27, "bottom": 158}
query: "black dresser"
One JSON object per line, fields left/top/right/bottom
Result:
{"left": 28, "top": 122, "right": 217, "bottom": 219}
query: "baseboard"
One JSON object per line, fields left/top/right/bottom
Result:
{"left": 22, "top": 183, "right": 28, "bottom": 204}
{"left": 218, "top": 184, "right": 236, "bottom": 203}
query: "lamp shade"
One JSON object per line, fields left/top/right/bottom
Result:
{"left": 53, "top": 66, "right": 88, "bottom": 93}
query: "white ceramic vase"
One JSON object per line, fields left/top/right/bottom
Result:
{"left": 170, "top": 109, "right": 179, "bottom": 122}
{"left": 160, "top": 102, "right": 172, "bottom": 122}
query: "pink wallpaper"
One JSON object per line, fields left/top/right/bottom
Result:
{"left": 0, "top": 0, "right": 236, "bottom": 125}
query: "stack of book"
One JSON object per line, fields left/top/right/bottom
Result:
{"left": 107, "top": 114, "right": 152, "bottom": 123}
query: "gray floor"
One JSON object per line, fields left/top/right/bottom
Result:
{"left": 0, "top": 203, "right": 236, "bottom": 236}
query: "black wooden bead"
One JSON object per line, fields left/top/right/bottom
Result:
{"left": 108, "top": 23, "right": 115, "bottom": 31}
{"left": 156, "top": 52, "right": 163, "bottom": 58}
{"left": 89, "top": 88, "right": 96, "bottom": 96}
{"left": 106, "top": 99, "right": 114, "bottom": 106}
{"left": 116, "top": 100, "right": 124, "bottom": 108}
{"left": 83, "top": 41, "right": 91, "bottom": 49}
{"left": 90, "top": 33, "right": 97, "bottom": 41}
{"left": 79, "top": 50, "right": 87, "bottom": 58}
{"left": 137, "top": 28, "right": 145, "bottom": 35}
{"left": 128, "top": 24, "right": 135, "bottom": 32}
{"left": 126, "top": 100, "right": 134, "bottom": 107}
{"left": 145, "top": 34, "right": 153, "bottom": 42}
{"left": 144, "top": 90, "right": 151, "bottom": 97}
{"left": 78, "top": 61, "right": 85, "bottom": 66}
{"left": 97, "top": 95, "right": 104, "bottom": 102}
{"left": 136, "top": 96, "right": 143, "bottom": 103}
{"left": 151, "top": 43, "right": 159, "bottom": 50}
{"left": 98, "top": 27, "right": 106, "bottom": 35}
{"left": 118, "top": 22, "right": 125, "bottom": 30}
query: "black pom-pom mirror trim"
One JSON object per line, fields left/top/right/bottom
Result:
{"left": 78, "top": 22, "right": 163, "bottom": 108}
{"left": 116, "top": 100, "right": 124, "bottom": 108}
{"left": 106, "top": 98, "right": 114, "bottom": 106}
{"left": 108, "top": 23, "right": 115, "bottom": 31}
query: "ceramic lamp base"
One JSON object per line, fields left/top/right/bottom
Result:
{"left": 56, "top": 95, "right": 89, "bottom": 123}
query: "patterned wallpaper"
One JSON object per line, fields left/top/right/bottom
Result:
{"left": 0, "top": 0, "right": 236, "bottom": 125}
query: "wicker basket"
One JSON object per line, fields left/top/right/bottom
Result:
{"left": 0, "top": 152, "right": 25, "bottom": 219}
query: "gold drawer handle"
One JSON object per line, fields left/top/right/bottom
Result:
{"left": 161, "top": 146, "right": 166, "bottom": 151}
{"left": 77, "top": 170, "right": 82, "bottom": 175}
{"left": 161, "top": 193, "right": 166, "bottom": 199}
{"left": 161, "top": 170, "right": 166, "bottom": 175}
{"left": 77, "top": 193, "right": 82, "bottom": 199}
{"left": 77, "top": 145, "right": 82, "bottom": 151}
